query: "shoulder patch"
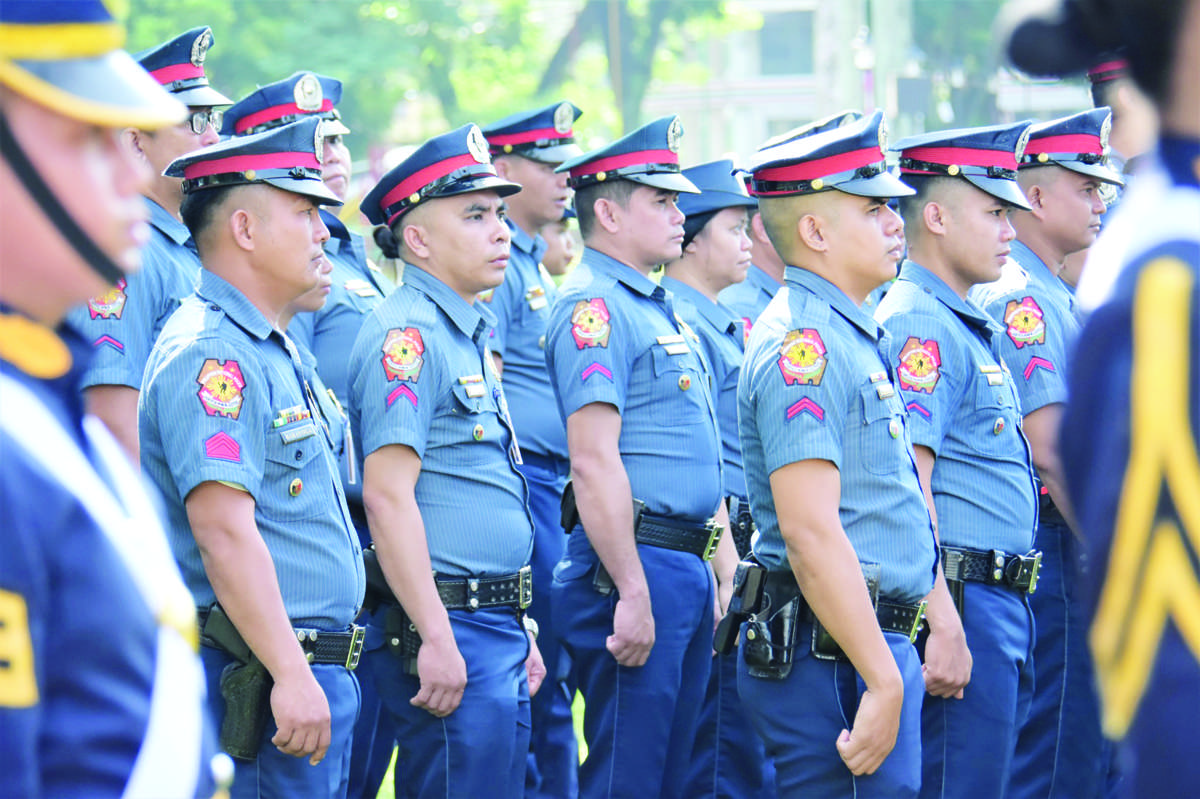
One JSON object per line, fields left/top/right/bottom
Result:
{"left": 196, "top": 359, "right": 246, "bottom": 420}
{"left": 742, "top": 317, "right": 752, "bottom": 347}
{"left": 777, "top": 328, "right": 828, "bottom": 386}
{"left": 87, "top": 278, "right": 127, "bottom": 320}
{"left": 571, "top": 298, "right": 611, "bottom": 349}
{"left": 1003, "top": 296, "right": 1047, "bottom": 348}
{"left": 381, "top": 327, "right": 425, "bottom": 383}
{"left": 897, "top": 337, "right": 941, "bottom": 394}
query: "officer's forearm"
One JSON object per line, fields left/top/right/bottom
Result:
{"left": 1022, "top": 403, "right": 1080, "bottom": 533}
{"left": 711, "top": 501, "right": 737, "bottom": 587}
{"left": 186, "top": 482, "right": 311, "bottom": 682}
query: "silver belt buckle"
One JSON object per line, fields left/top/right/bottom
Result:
{"left": 518, "top": 565, "right": 533, "bottom": 610}
{"left": 345, "top": 625, "right": 365, "bottom": 670}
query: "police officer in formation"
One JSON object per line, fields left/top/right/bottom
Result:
{"left": 878, "top": 122, "right": 1042, "bottom": 799}
{"left": 481, "top": 101, "right": 586, "bottom": 799}
{"left": 67, "top": 25, "right": 232, "bottom": 463}
{"left": 349, "top": 124, "right": 543, "bottom": 798}
{"left": 0, "top": 3, "right": 220, "bottom": 796}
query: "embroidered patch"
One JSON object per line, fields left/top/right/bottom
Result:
{"left": 381, "top": 327, "right": 425, "bottom": 383}
{"left": 1023, "top": 356, "right": 1056, "bottom": 381}
{"left": 87, "top": 278, "right": 127, "bottom": 320}
{"left": 777, "top": 328, "right": 828, "bottom": 386}
{"left": 786, "top": 397, "right": 825, "bottom": 421}
{"left": 1003, "top": 296, "right": 1047, "bottom": 348}
{"left": 196, "top": 359, "right": 246, "bottom": 419}
{"left": 203, "top": 431, "right": 241, "bottom": 462}
{"left": 897, "top": 337, "right": 941, "bottom": 394}
{"left": 92, "top": 334, "right": 124, "bottom": 353}
{"left": 386, "top": 384, "right": 418, "bottom": 409}
{"left": 571, "top": 298, "right": 611, "bottom": 349}
{"left": 742, "top": 318, "right": 752, "bottom": 347}
{"left": 580, "top": 362, "right": 613, "bottom": 383}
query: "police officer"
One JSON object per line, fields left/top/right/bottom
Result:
{"left": 966, "top": 109, "right": 1123, "bottom": 799}
{"left": 545, "top": 116, "right": 725, "bottom": 799}
{"left": 0, "top": 2, "right": 221, "bottom": 796}
{"left": 139, "top": 116, "right": 366, "bottom": 798}
{"left": 720, "top": 112, "right": 860, "bottom": 338}
{"left": 879, "top": 122, "right": 1045, "bottom": 799}
{"left": 736, "top": 111, "right": 936, "bottom": 798}
{"left": 479, "top": 100, "right": 583, "bottom": 799}
{"left": 349, "top": 124, "right": 543, "bottom": 798}
{"left": 541, "top": 207, "right": 579, "bottom": 280}
{"left": 657, "top": 159, "right": 771, "bottom": 799}
{"left": 66, "top": 25, "right": 231, "bottom": 462}
{"left": 222, "top": 71, "right": 395, "bottom": 798}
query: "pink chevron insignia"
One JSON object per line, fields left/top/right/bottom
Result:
{"left": 580, "top": 362, "right": 613, "bottom": 383}
{"left": 203, "top": 431, "right": 240, "bottom": 463}
{"left": 906, "top": 401, "right": 932, "bottom": 419}
{"left": 1023, "top": 356, "right": 1056, "bottom": 381}
{"left": 386, "top": 383, "right": 418, "bottom": 409}
{"left": 786, "top": 397, "right": 824, "bottom": 422}
{"left": 93, "top": 335, "right": 124, "bottom": 352}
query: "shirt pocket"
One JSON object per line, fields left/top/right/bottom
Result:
{"left": 965, "top": 373, "right": 1024, "bottom": 458}
{"left": 649, "top": 345, "right": 709, "bottom": 426}
{"left": 859, "top": 383, "right": 906, "bottom": 475}
{"left": 263, "top": 420, "right": 326, "bottom": 521}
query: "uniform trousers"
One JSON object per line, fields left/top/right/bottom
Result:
{"left": 346, "top": 607, "right": 398, "bottom": 799}
{"left": 553, "top": 542, "right": 714, "bottom": 799}
{"left": 686, "top": 649, "right": 776, "bottom": 798}
{"left": 919, "top": 582, "right": 1035, "bottom": 799}
{"left": 519, "top": 453, "right": 579, "bottom": 799}
{"left": 739, "top": 624, "right": 925, "bottom": 799}
{"left": 370, "top": 607, "right": 530, "bottom": 799}
{"left": 200, "top": 646, "right": 360, "bottom": 799}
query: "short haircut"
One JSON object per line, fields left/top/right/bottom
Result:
{"left": 898, "top": 175, "right": 969, "bottom": 236}
{"left": 756, "top": 194, "right": 811, "bottom": 257}
{"left": 179, "top": 186, "right": 243, "bottom": 257}
{"left": 574, "top": 179, "right": 638, "bottom": 240}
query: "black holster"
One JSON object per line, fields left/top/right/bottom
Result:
{"left": 383, "top": 605, "right": 422, "bottom": 676}
{"left": 713, "top": 559, "right": 767, "bottom": 655}
{"left": 742, "top": 593, "right": 800, "bottom": 680}
{"left": 203, "top": 605, "right": 273, "bottom": 761}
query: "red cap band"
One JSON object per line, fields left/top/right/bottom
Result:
{"left": 570, "top": 148, "right": 678, "bottom": 179}
{"left": 182, "top": 151, "right": 321, "bottom": 180}
{"left": 487, "top": 127, "right": 571, "bottom": 148}
{"left": 149, "top": 62, "right": 205, "bottom": 85}
{"left": 900, "top": 145, "right": 1017, "bottom": 172}
{"left": 234, "top": 100, "right": 335, "bottom": 134}
{"left": 1023, "top": 133, "right": 1103, "bottom": 157}
{"left": 755, "top": 146, "right": 881, "bottom": 183}
{"left": 380, "top": 152, "right": 484, "bottom": 225}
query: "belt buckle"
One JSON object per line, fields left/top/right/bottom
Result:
{"left": 1022, "top": 551, "right": 1043, "bottom": 594}
{"left": 345, "top": 625, "right": 365, "bottom": 670}
{"left": 518, "top": 565, "right": 533, "bottom": 610}
{"left": 907, "top": 599, "right": 928, "bottom": 643}
{"left": 702, "top": 521, "right": 722, "bottom": 562}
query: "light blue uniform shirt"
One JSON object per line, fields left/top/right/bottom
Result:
{"left": 68, "top": 197, "right": 200, "bottom": 390}
{"left": 718, "top": 264, "right": 781, "bottom": 336}
{"left": 348, "top": 264, "right": 534, "bottom": 577}
{"left": 738, "top": 266, "right": 937, "bottom": 603}
{"left": 661, "top": 275, "right": 747, "bottom": 501}
{"left": 484, "top": 219, "right": 567, "bottom": 459}
{"left": 876, "top": 261, "right": 1038, "bottom": 554}
{"left": 545, "top": 248, "right": 723, "bottom": 522}
{"left": 969, "top": 240, "right": 1081, "bottom": 415}
{"left": 140, "top": 270, "right": 364, "bottom": 629}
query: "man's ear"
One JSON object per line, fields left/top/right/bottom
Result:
{"left": 922, "top": 200, "right": 949, "bottom": 237}
{"left": 796, "top": 212, "right": 828, "bottom": 253}
{"left": 228, "top": 207, "right": 255, "bottom": 252}
{"left": 402, "top": 220, "right": 431, "bottom": 260}
{"left": 593, "top": 196, "right": 622, "bottom": 235}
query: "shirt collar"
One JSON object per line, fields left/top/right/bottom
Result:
{"left": 784, "top": 265, "right": 883, "bottom": 340}
{"left": 660, "top": 276, "right": 740, "bottom": 335}
{"left": 581, "top": 247, "right": 666, "bottom": 301}
{"left": 897, "top": 260, "right": 995, "bottom": 333}
{"left": 320, "top": 208, "right": 351, "bottom": 242}
{"left": 507, "top": 218, "right": 548, "bottom": 265}
{"left": 146, "top": 197, "right": 191, "bottom": 247}
{"left": 196, "top": 270, "right": 275, "bottom": 341}
{"left": 401, "top": 264, "right": 494, "bottom": 341}
{"left": 747, "top": 264, "right": 783, "bottom": 294}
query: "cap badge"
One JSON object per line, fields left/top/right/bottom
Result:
{"left": 1099, "top": 114, "right": 1112, "bottom": 153}
{"left": 190, "top": 28, "right": 213, "bottom": 67}
{"left": 1015, "top": 126, "right": 1031, "bottom": 162}
{"left": 554, "top": 102, "right": 574, "bottom": 135}
{"left": 467, "top": 125, "right": 490, "bottom": 164}
{"left": 667, "top": 117, "right": 684, "bottom": 153}
{"left": 314, "top": 120, "right": 325, "bottom": 164}
{"left": 294, "top": 73, "right": 323, "bottom": 112}
{"left": 877, "top": 116, "right": 889, "bottom": 153}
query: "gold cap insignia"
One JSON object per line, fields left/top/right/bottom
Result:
{"left": 190, "top": 28, "right": 213, "bottom": 67}
{"left": 467, "top": 124, "right": 490, "bottom": 164}
{"left": 294, "top": 73, "right": 323, "bottom": 112}
{"left": 1015, "top": 126, "right": 1032, "bottom": 162}
{"left": 554, "top": 102, "right": 574, "bottom": 135}
{"left": 314, "top": 120, "right": 325, "bottom": 164}
{"left": 667, "top": 117, "right": 684, "bottom": 153}
{"left": 1099, "top": 113, "right": 1112, "bottom": 153}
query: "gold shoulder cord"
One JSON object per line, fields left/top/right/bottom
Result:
{"left": 1091, "top": 257, "right": 1200, "bottom": 738}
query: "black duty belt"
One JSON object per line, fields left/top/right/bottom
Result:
{"left": 637, "top": 513, "right": 722, "bottom": 561}
{"left": 726, "top": 496, "right": 755, "bottom": 559}
{"left": 197, "top": 607, "right": 365, "bottom": 671}
{"left": 435, "top": 565, "right": 533, "bottom": 611}
{"left": 941, "top": 546, "right": 1042, "bottom": 594}
{"left": 762, "top": 571, "right": 927, "bottom": 643}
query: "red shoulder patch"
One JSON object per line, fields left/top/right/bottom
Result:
{"left": 196, "top": 359, "right": 246, "bottom": 419}
{"left": 1003, "top": 296, "right": 1047, "bottom": 348}
{"left": 382, "top": 327, "right": 425, "bottom": 383}
{"left": 897, "top": 337, "right": 941, "bottom": 394}
{"left": 777, "top": 328, "right": 828, "bottom": 386}
{"left": 571, "top": 298, "right": 611, "bottom": 349}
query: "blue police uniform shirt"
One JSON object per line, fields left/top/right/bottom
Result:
{"left": 140, "top": 270, "right": 364, "bottom": 629}
{"left": 348, "top": 263, "right": 534, "bottom": 577}
{"left": 970, "top": 240, "right": 1080, "bottom": 415}
{"left": 738, "top": 266, "right": 937, "bottom": 604}
{"left": 875, "top": 261, "right": 1038, "bottom": 554}
{"left": 660, "top": 275, "right": 747, "bottom": 501}
{"left": 1, "top": 316, "right": 213, "bottom": 799}
{"left": 66, "top": 197, "right": 200, "bottom": 390}
{"left": 545, "top": 247, "right": 723, "bottom": 522}
{"left": 718, "top": 264, "right": 780, "bottom": 336}
{"left": 483, "top": 218, "right": 567, "bottom": 459}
